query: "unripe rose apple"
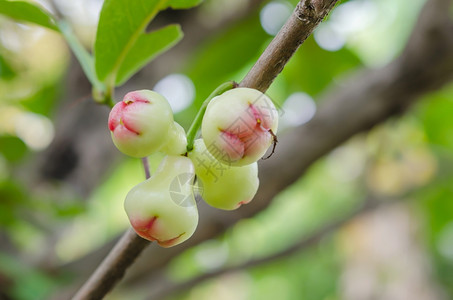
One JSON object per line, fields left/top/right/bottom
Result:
{"left": 188, "top": 139, "right": 259, "bottom": 210}
{"left": 201, "top": 88, "right": 278, "bottom": 166}
{"left": 124, "top": 155, "right": 198, "bottom": 247}
{"left": 108, "top": 90, "right": 173, "bottom": 158}
{"left": 159, "top": 122, "right": 187, "bottom": 156}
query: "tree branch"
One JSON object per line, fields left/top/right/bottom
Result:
{"left": 71, "top": 229, "right": 149, "bottom": 300}
{"left": 240, "top": 0, "right": 339, "bottom": 91}
{"left": 69, "top": 1, "right": 339, "bottom": 299}
{"left": 71, "top": 155, "right": 153, "bottom": 299}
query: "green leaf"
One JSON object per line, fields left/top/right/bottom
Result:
{"left": 116, "top": 24, "right": 183, "bottom": 85}
{"left": 0, "top": 0, "right": 57, "bottom": 31}
{"left": 95, "top": 0, "right": 203, "bottom": 86}
{"left": 94, "top": 0, "right": 168, "bottom": 83}
{"left": 168, "top": 0, "right": 203, "bottom": 9}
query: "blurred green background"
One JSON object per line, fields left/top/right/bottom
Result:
{"left": 1, "top": 0, "right": 453, "bottom": 299}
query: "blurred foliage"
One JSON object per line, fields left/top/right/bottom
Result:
{"left": 0, "top": 136, "right": 27, "bottom": 162}
{"left": 0, "top": 0, "right": 58, "bottom": 30}
{"left": 1, "top": 0, "right": 453, "bottom": 299}
{"left": 0, "top": 252, "right": 61, "bottom": 300}
{"left": 0, "top": 179, "right": 27, "bottom": 227}
{"left": 0, "top": 52, "right": 15, "bottom": 79}
{"left": 413, "top": 84, "right": 453, "bottom": 296}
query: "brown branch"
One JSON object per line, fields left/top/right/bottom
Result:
{"left": 71, "top": 229, "right": 149, "bottom": 300}
{"left": 240, "top": 0, "right": 339, "bottom": 91}
{"left": 68, "top": 1, "right": 337, "bottom": 299}
{"left": 71, "top": 153, "right": 153, "bottom": 300}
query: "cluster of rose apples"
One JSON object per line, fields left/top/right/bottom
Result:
{"left": 108, "top": 87, "right": 278, "bottom": 247}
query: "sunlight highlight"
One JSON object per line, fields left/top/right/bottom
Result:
{"left": 259, "top": 1, "right": 292, "bottom": 36}
{"left": 15, "top": 112, "right": 54, "bottom": 150}
{"left": 154, "top": 73, "right": 195, "bottom": 113}
{"left": 280, "top": 92, "right": 316, "bottom": 129}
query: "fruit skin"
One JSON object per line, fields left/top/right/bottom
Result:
{"left": 188, "top": 139, "right": 259, "bottom": 210}
{"left": 201, "top": 87, "right": 278, "bottom": 166}
{"left": 108, "top": 90, "right": 173, "bottom": 158}
{"left": 124, "top": 155, "right": 198, "bottom": 247}
{"left": 159, "top": 122, "right": 187, "bottom": 156}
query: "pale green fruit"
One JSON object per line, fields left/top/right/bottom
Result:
{"left": 188, "top": 139, "right": 259, "bottom": 210}
{"left": 108, "top": 90, "right": 173, "bottom": 158}
{"left": 201, "top": 88, "right": 278, "bottom": 166}
{"left": 159, "top": 122, "right": 187, "bottom": 155}
{"left": 124, "top": 155, "right": 198, "bottom": 247}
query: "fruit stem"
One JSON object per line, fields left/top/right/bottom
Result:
{"left": 141, "top": 157, "right": 151, "bottom": 179}
{"left": 186, "top": 81, "right": 236, "bottom": 152}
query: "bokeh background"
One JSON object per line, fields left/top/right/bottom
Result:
{"left": 1, "top": 0, "right": 453, "bottom": 299}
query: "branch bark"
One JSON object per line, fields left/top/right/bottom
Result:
{"left": 71, "top": 160, "right": 152, "bottom": 300}
{"left": 71, "top": 229, "right": 148, "bottom": 300}
{"left": 240, "top": 0, "right": 339, "bottom": 91}
{"left": 69, "top": 0, "right": 340, "bottom": 299}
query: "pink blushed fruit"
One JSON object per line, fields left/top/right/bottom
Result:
{"left": 188, "top": 139, "right": 259, "bottom": 210}
{"left": 201, "top": 88, "right": 278, "bottom": 166}
{"left": 124, "top": 155, "right": 198, "bottom": 247}
{"left": 108, "top": 90, "right": 173, "bottom": 158}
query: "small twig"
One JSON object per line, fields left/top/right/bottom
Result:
{"left": 141, "top": 157, "right": 151, "bottom": 179}
{"left": 262, "top": 129, "right": 278, "bottom": 160}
